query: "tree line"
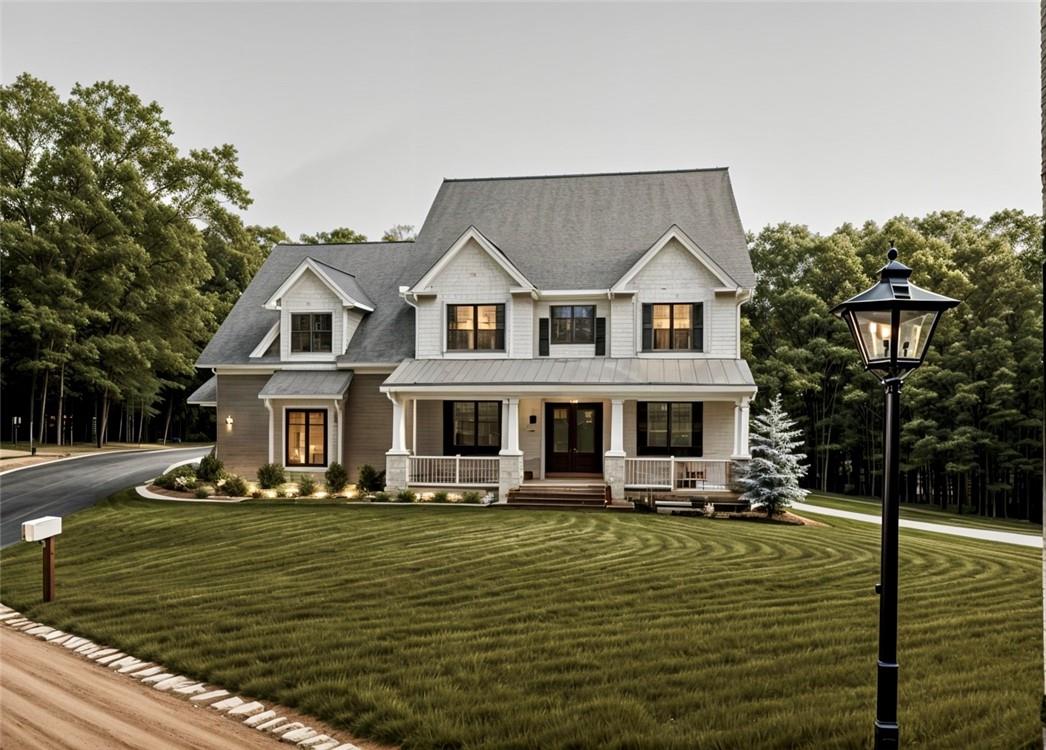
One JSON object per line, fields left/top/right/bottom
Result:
{"left": 3, "top": 74, "right": 1042, "bottom": 521}
{"left": 744, "top": 212, "right": 1043, "bottom": 520}
{"left": 1, "top": 74, "right": 409, "bottom": 448}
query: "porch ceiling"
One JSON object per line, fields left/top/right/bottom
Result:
{"left": 381, "top": 357, "right": 756, "bottom": 395}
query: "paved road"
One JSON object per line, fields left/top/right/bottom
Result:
{"left": 0, "top": 447, "right": 210, "bottom": 548}
{"left": 792, "top": 501, "right": 1042, "bottom": 549}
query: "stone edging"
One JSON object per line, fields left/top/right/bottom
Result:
{"left": 0, "top": 603, "right": 362, "bottom": 750}
{"left": 135, "top": 484, "right": 245, "bottom": 503}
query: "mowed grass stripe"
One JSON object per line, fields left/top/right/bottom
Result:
{"left": 0, "top": 492, "right": 1038, "bottom": 749}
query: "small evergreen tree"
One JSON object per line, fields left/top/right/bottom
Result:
{"left": 739, "top": 395, "right": 809, "bottom": 517}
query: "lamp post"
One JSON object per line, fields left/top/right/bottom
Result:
{"left": 831, "top": 245, "right": 958, "bottom": 749}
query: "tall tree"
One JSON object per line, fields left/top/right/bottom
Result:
{"left": 381, "top": 224, "right": 415, "bottom": 242}
{"left": 299, "top": 227, "right": 366, "bottom": 244}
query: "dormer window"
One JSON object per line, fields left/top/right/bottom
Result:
{"left": 447, "top": 304, "right": 505, "bottom": 351}
{"left": 291, "top": 313, "right": 332, "bottom": 353}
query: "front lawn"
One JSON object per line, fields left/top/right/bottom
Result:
{"left": 0, "top": 492, "right": 1039, "bottom": 748}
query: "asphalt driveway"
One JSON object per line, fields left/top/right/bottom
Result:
{"left": 0, "top": 446, "right": 210, "bottom": 548}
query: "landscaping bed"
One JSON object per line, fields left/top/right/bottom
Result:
{"left": 1, "top": 490, "right": 1039, "bottom": 749}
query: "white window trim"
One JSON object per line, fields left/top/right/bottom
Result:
{"left": 250, "top": 322, "right": 280, "bottom": 359}
{"left": 285, "top": 307, "right": 338, "bottom": 361}
{"left": 280, "top": 403, "right": 335, "bottom": 472}
{"left": 442, "top": 301, "right": 510, "bottom": 357}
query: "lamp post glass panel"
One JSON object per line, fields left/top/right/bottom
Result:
{"left": 831, "top": 246, "right": 958, "bottom": 749}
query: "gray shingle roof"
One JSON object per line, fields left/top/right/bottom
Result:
{"left": 383, "top": 357, "right": 755, "bottom": 389}
{"left": 258, "top": 370, "right": 354, "bottom": 398}
{"left": 407, "top": 168, "right": 755, "bottom": 289}
{"left": 186, "top": 376, "right": 217, "bottom": 405}
{"left": 196, "top": 242, "right": 414, "bottom": 367}
{"left": 308, "top": 259, "right": 376, "bottom": 310}
{"left": 197, "top": 169, "right": 753, "bottom": 367}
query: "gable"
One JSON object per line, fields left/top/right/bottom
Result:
{"left": 414, "top": 236, "right": 523, "bottom": 294}
{"left": 283, "top": 266, "right": 341, "bottom": 307}
{"left": 624, "top": 237, "right": 726, "bottom": 293}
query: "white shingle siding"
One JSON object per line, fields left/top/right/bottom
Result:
{"left": 623, "top": 238, "right": 739, "bottom": 358}
{"left": 511, "top": 294, "right": 534, "bottom": 359}
{"left": 609, "top": 296, "right": 635, "bottom": 357}
{"left": 279, "top": 269, "right": 344, "bottom": 361}
{"left": 414, "top": 238, "right": 515, "bottom": 359}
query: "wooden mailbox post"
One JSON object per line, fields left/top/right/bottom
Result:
{"left": 21, "top": 516, "right": 62, "bottom": 602}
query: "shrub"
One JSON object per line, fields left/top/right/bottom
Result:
{"left": 257, "top": 463, "right": 286, "bottom": 489}
{"left": 324, "top": 461, "right": 348, "bottom": 493}
{"left": 275, "top": 489, "right": 287, "bottom": 499}
{"left": 154, "top": 464, "right": 197, "bottom": 490}
{"left": 194, "top": 487, "right": 210, "bottom": 499}
{"left": 461, "top": 490, "right": 483, "bottom": 504}
{"left": 372, "top": 491, "right": 390, "bottom": 502}
{"left": 432, "top": 490, "right": 450, "bottom": 503}
{"left": 357, "top": 464, "right": 385, "bottom": 492}
{"left": 223, "top": 475, "right": 248, "bottom": 497}
{"left": 297, "top": 474, "right": 318, "bottom": 496}
{"left": 197, "top": 453, "right": 225, "bottom": 483}
{"left": 395, "top": 488, "right": 417, "bottom": 503}
{"left": 251, "top": 490, "right": 263, "bottom": 499}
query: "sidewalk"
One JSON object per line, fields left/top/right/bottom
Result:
{"left": 792, "top": 501, "right": 1042, "bottom": 549}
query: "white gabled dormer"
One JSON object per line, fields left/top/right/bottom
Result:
{"left": 262, "top": 257, "right": 373, "bottom": 362}
{"left": 406, "top": 226, "right": 536, "bottom": 360}
{"left": 612, "top": 225, "right": 751, "bottom": 358}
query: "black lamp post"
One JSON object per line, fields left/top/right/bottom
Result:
{"left": 831, "top": 245, "right": 959, "bottom": 749}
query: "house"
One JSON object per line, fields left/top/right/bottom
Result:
{"left": 189, "top": 168, "right": 757, "bottom": 501}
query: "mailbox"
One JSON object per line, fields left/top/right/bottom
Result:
{"left": 22, "top": 516, "right": 62, "bottom": 542}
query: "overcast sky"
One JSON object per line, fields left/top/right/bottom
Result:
{"left": 2, "top": 1, "right": 1039, "bottom": 241}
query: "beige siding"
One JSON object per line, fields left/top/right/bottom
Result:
{"left": 343, "top": 374, "right": 393, "bottom": 476}
{"left": 215, "top": 374, "right": 271, "bottom": 475}
{"left": 415, "top": 400, "right": 443, "bottom": 455}
{"left": 280, "top": 269, "right": 343, "bottom": 360}
{"left": 625, "top": 238, "right": 738, "bottom": 357}
{"left": 519, "top": 397, "right": 542, "bottom": 477}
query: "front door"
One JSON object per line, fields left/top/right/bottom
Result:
{"left": 545, "top": 402, "right": 603, "bottom": 475}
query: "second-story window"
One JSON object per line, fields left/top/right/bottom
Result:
{"left": 291, "top": 313, "right": 333, "bottom": 353}
{"left": 550, "top": 305, "right": 595, "bottom": 345}
{"left": 642, "top": 303, "right": 704, "bottom": 351}
{"left": 447, "top": 304, "right": 505, "bottom": 351}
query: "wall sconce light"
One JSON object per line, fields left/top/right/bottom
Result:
{"left": 225, "top": 415, "right": 234, "bottom": 430}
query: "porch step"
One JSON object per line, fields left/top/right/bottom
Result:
{"left": 506, "top": 483, "right": 609, "bottom": 508}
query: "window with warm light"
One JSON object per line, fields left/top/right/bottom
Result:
{"left": 286, "top": 410, "right": 326, "bottom": 466}
{"left": 642, "top": 303, "right": 703, "bottom": 351}
{"left": 447, "top": 304, "right": 505, "bottom": 351}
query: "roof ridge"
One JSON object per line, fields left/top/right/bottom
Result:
{"left": 442, "top": 167, "right": 728, "bottom": 184}
{"left": 276, "top": 240, "right": 415, "bottom": 247}
{"left": 307, "top": 257, "right": 357, "bottom": 278}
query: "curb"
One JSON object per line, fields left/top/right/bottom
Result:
{"left": 0, "top": 445, "right": 213, "bottom": 477}
{"left": 135, "top": 485, "right": 244, "bottom": 504}
{"left": 0, "top": 603, "right": 362, "bottom": 750}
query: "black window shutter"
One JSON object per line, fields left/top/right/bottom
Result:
{"left": 594, "top": 317, "right": 606, "bottom": 356}
{"left": 693, "top": 402, "right": 704, "bottom": 457}
{"left": 642, "top": 305, "right": 653, "bottom": 351}
{"left": 692, "top": 303, "right": 704, "bottom": 352}
{"left": 637, "top": 401, "right": 647, "bottom": 453}
{"left": 496, "top": 304, "right": 506, "bottom": 350}
{"left": 538, "top": 318, "right": 550, "bottom": 356}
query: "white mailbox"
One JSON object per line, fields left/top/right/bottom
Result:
{"left": 22, "top": 516, "right": 62, "bottom": 542}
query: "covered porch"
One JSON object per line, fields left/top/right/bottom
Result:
{"left": 380, "top": 358, "right": 756, "bottom": 501}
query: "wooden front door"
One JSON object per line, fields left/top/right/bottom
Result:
{"left": 545, "top": 402, "right": 603, "bottom": 475}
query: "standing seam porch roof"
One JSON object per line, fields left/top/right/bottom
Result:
{"left": 382, "top": 358, "right": 755, "bottom": 389}
{"left": 258, "top": 370, "right": 354, "bottom": 398}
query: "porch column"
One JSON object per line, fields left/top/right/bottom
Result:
{"left": 385, "top": 394, "right": 409, "bottom": 491}
{"left": 604, "top": 398, "right": 626, "bottom": 501}
{"left": 263, "top": 399, "right": 274, "bottom": 465}
{"left": 732, "top": 398, "right": 752, "bottom": 459}
{"left": 499, "top": 397, "right": 523, "bottom": 499}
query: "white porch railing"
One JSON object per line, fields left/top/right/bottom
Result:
{"left": 408, "top": 455, "right": 500, "bottom": 487}
{"left": 624, "top": 457, "right": 733, "bottom": 492}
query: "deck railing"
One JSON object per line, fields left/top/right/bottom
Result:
{"left": 408, "top": 455, "right": 500, "bottom": 487}
{"left": 624, "top": 457, "right": 733, "bottom": 492}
